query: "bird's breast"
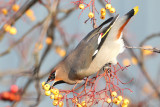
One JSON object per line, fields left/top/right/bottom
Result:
{"left": 80, "top": 39, "right": 124, "bottom": 77}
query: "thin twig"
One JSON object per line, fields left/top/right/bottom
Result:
{"left": 124, "top": 32, "right": 160, "bottom": 99}
{"left": 0, "top": 0, "right": 38, "bottom": 40}
{"left": 125, "top": 46, "right": 160, "bottom": 53}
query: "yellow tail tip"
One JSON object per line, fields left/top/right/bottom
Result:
{"left": 133, "top": 6, "right": 139, "bottom": 15}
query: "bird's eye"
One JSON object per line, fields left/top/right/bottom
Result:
{"left": 47, "top": 70, "right": 56, "bottom": 82}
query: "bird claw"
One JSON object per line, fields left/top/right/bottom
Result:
{"left": 103, "top": 63, "right": 111, "bottom": 73}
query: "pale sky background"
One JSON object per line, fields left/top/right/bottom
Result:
{"left": 0, "top": 0, "right": 160, "bottom": 107}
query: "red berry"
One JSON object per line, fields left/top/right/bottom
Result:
{"left": 2, "top": 92, "right": 10, "bottom": 100}
{"left": 9, "top": 93, "right": 16, "bottom": 101}
{"left": 15, "top": 94, "right": 21, "bottom": 101}
{"left": 10, "top": 85, "right": 19, "bottom": 93}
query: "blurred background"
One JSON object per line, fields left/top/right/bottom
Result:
{"left": 0, "top": 0, "right": 160, "bottom": 107}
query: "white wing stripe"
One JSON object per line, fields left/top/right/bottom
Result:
{"left": 92, "top": 50, "right": 98, "bottom": 56}
{"left": 98, "top": 35, "right": 101, "bottom": 45}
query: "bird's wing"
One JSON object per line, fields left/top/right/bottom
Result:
{"left": 66, "top": 16, "right": 119, "bottom": 79}
{"left": 92, "top": 15, "right": 119, "bottom": 59}
{"left": 83, "top": 17, "right": 113, "bottom": 42}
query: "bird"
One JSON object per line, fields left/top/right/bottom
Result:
{"left": 46, "top": 6, "right": 139, "bottom": 86}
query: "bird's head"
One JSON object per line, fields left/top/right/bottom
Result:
{"left": 46, "top": 67, "right": 66, "bottom": 87}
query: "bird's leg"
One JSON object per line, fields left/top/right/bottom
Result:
{"left": 103, "top": 63, "right": 111, "bottom": 73}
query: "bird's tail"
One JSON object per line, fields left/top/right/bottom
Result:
{"left": 102, "top": 6, "right": 139, "bottom": 40}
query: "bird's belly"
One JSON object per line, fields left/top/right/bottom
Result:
{"left": 81, "top": 39, "right": 124, "bottom": 77}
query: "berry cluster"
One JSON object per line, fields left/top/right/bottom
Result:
{"left": 78, "top": 3, "right": 115, "bottom": 19}
{"left": 0, "top": 85, "right": 21, "bottom": 102}
{"left": 1, "top": 4, "right": 20, "bottom": 16}
{"left": 25, "top": 9, "right": 36, "bottom": 21}
{"left": 105, "top": 4, "right": 115, "bottom": 13}
{"left": 107, "top": 91, "right": 130, "bottom": 107}
{"left": 3, "top": 24, "right": 17, "bottom": 35}
{"left": 42, "top": 82, "right": 64, "bottom": 107}
{"left": 79, "top": 4, "right": 94, "bottom": 18}
{"left": 42, "top": 64, "right": 132, "bottom": 107}
{"left": 1, "top": 4, "right": 36, "bottom": 35}
{"left": 75, "top": 100, "right": 87, "bottom": 107}
{"left": 100, "top": 4, "right": 115, "bottom": 20}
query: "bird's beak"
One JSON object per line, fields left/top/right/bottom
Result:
{"left": 52, "top": 79, "right": 65, "bottom": 87}
{"left": 52, "top": 80, "right": 57, "bottom": 86}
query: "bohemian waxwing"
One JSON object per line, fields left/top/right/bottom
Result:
{"left": 46, "top": 6, "right": 139, "bottom": 86}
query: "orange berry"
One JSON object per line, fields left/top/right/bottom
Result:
{"left": 58, "top": 94, "right": 63, "bottom": 100}
{"left": 41, "top": 82, "right": 45, "bottom": 87}
{"left": 123, "top": 59, "right": 130, "bottom": 66}
{"left": 54, "top": 94, "right": 62, "bottom": 100}
{"left": 100, "top": 15, "right": 105, "bottom": 20}
{"left": 55, "top": 47, "right": 66, "bottom": 57}
{"left": 88, "top": 12, "right": 94, "bottom": 18}
{"left": 123, "top": 99, "right": 129, "bottom": 105}
{"left": 12, "top": 4, "right": 19, "bottom": 12}
{"left": 50, "top": 88, "right": 54, "bottom": 93}
{"left": 54, "top": 94, "right": 59, "bottom": 100}
{"left": 122, "top": 103, "right": 128, "bottom": 107}
{"left": 105, "top": 4, "right": 112, "bottom": 9}
{"left": 76, "top": 103, "right": 82, "bottom": 107}
{"left": 45, "top": 90, "right": 51, "bottom": 96}
{"left": 59, "top": 49, "right": 66, "bottom": 57}
{"left": 9, "top": 27, "right": 17, "bottom": 35}
{"left": 38, "top": 43, "right": 43, "bottom": 50}
{"left": 2, "top": 92, "right": 10, "bottom": 99}
{"left": 35, "top": 43, "right": 43, "bottom": 50}
{"left": 100, "top": 8, "right": 106, "bottom": 13}
{"left": 26, "top": 9, "right": 34, "bottom": 16}
{"left": 3, "top": 24, "right": 11, "bottom": 32}
{"left": 50, "top": 88, "right": 59, "bottom": 95}
{"left": 81, "top": 101, "right": 86, "bottom": 106}
{"left": 43, "top": 84, "right": 50, "bottom": 91}
{"left": 142, "top": 45, "right": 153, "bottom": 55}
{"left": 117, "top": 96, "right": 123, "bottom": 101}
{"left": 9, "top": 93, "right": 16, "bottom": 101}
{"left": 110, "top": 7, "right": 116, "bottom": 13}
{"left": 72, "top": 98, "right": 78, "bottom": 103}
{"left": 101, "top": 12, "right": 106, "bottom": 16}
{"left": 131, "top": 57, "right": 138, "bottom": 65}
{"left": 111, "top": 91, "right": 117, "bottom": 97}
{"left": 79, "top": 4, "right": 84, "bottom": 9}
{"left": 113, "top": 98, "right": 120, "bottom": 105}
{"left": 46, "top": 37, "right": 52, "bottom": 45}
{"left": 1, "top": 8, "right": 8, "bottom": 15}
{"left": 53, "top": 100, "right": 59, "bottom": 106}
{"left": 106, "top": 98, "right": 111, "bottom": 103}
{"left": 50, "top": 95, "right": 54, "bottom": 99}
{"left": 30, "top": 15, "right": 36, "bottom": 21}
{"left": 15, "top": 94, "right": 21, "bottom": 101}
{"left": 58, "top": 101, "right": 64, "bottom": 107}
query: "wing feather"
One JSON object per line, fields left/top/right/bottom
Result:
{"left": 66, "top": 16, "right": 119, "bottom": 79}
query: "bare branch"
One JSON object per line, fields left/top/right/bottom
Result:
{"left": 0, "top": 0, "right": 39, "bottom": 40}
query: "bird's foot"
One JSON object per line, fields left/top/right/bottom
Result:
{"left": 103, "top": 63, "right": 111, "bottom": 73}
